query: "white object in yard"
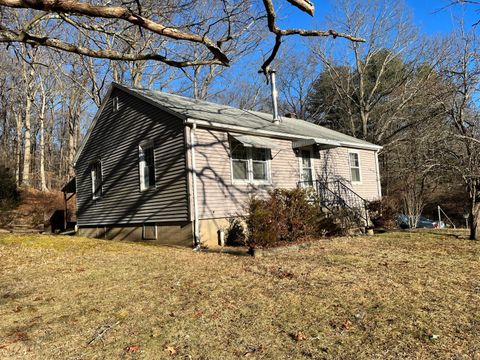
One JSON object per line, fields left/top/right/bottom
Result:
{"left": 218, "top": 229, "right": 225, "bottom": 247}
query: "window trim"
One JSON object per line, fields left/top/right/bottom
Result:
{"left": 348, "top": 150, "right": 362, "bottom": 184}
{"left": 142, "top": 223, "right": 157, "bottom": 240}
{"left": 90, "top": 160, "right": 103, "bottom": 200}
{"left": 230, "top": 140, "right": 272, "bottom": 185}
{"left": 139, "top": 142, "right": 156, "bottom": 192}
{"left": 298, "top": 147, "right": 315, "bottom": 186}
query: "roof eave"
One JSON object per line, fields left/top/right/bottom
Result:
{"left": 185, "top": 117, "right": 383, "bottom": 151}
{"left": 112, "top": 83, "right": 188, "bottom": 121}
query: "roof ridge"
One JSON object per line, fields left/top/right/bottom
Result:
{"left": 115, "top": 83, "right": 381, "bottom": 150}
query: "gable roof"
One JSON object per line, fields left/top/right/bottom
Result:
{"left": 115, "top": 83, "right": 381, "bottom": 151}
{"left": 75, "top": 83, "right": 381, "bottom": 164}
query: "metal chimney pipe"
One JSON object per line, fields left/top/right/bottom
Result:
{"left": 268, "top": 69, "right": 280, "bottom": 124}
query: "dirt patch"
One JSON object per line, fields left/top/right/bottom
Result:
{"left": 0, "top": 188, "right": 72, "bottom": 229}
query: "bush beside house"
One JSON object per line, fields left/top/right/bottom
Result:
{"left": 242, "top": 188, "right": 345, "bottom": 249}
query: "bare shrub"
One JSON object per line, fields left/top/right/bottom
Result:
{"left": 225, "top": 217, "right": 246, "bottom": 246}
{"left": 368, "top": 197, "right": 399, "bottom": 229}
{"left": 244, "top": 188, "right": 343, "bottom": 249}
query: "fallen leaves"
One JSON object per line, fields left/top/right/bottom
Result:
{"left": 0, "top": 332, "right": 29, "bottom": 350}
{"left": 243, "top": 346, "right": 263, "bottom": 357}
{"left": 292, "top": 331, "right": 307, "bottom": 341}
{"left": 342, "top": 320, "right": 353, "bottom": 331}
{"left": 125, "top": 344, "right": 141, "bottom": 353}
{"left": 193, "top": 310, "right": 204, "bottom": 319}
{"left": 164, "top": 345, "right": 178, "bottom": 356}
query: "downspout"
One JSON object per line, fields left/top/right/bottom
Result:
{"left": 190, "top": 121, "right": 201, "bottom": 250}
{"left": 374, "top": 150, "right": 382, "bottom": 199}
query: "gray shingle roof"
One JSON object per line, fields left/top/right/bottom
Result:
{"left": 115, "top": 83, "right": 381, "bottom": 150}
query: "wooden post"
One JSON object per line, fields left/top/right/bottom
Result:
{"left": 437, "top": 206, "right": 441, "bottom": 229}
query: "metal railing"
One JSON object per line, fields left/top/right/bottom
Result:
{"left": 299, "top": 179, "right": 370, "bottom": 227}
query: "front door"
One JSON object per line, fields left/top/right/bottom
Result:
{"left": 300, "top": 149, "right": 314, "bottom": 187}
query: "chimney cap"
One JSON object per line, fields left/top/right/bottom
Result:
{"left": 284, "top": 112, "right": 297, "bottom": 118}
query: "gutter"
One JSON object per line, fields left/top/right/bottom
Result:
{"left": 189, "top": 121, "right": 201, "bottom": 250}
{"left": 184, "top": 118, "right": 383, "bottom": 151}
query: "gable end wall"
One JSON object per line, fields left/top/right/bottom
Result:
{"left": 76, "top": 88, "right": 189, "bottom": 226}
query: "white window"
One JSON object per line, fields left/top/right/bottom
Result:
{"left": 112, "top": 96, "right": 119, "bottom": 112}
{"left": 300, "top": 149, "right": 314, "bottom": 186}
{"left": 349, "top": 151, "right": 361, "bottom": 183}
{"left": 251, "top": 148, "right": 269, "bottom": 181}
{"left": 90, "top": 160, "right": 102, "bottom": 200}
{"left": 231, "top": 140, "right": 271, "bottom": 184}
{"left": 139, "top": 144, "right": 156, "bottom": 191}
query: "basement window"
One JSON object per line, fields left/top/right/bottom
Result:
{"left": 90, "top": 160, "right": 102, "bottom": 200}
{"left": 143, "top": 223, "right": 157, "bottom": 240}
{"left": 139, "top": 143, "right": 156, "bottom": 191}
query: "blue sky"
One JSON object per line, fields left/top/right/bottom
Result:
{"left": 278, "top": 0, "right": 478, "bottom": 35}
{"left": 406, "top": 1, "right": 477, "bottom": 34}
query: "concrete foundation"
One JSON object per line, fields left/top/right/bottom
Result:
{"left": 77, "top": 218, "right": 238, "bottom": 248}
{"left": 198, "top": 218, "right": 231, "bottom": 247}
{"left": 77, "top": 222, "right": 194, "bottom": 247}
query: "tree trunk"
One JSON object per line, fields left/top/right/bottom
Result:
{"left": 67, "top": 108, "right": 80, "bottom": 178}
{"left": 14, "top": 113, "right": 22, "bottom": 185}
{"left": 22, "top": 94, "right": 32, "bottom": 187}
{"left": 39, "top": 112, "right": 48, "bottom": 191}
{"left": 470, "top": 200, "right": 480, "bottom": 240}
{"left": 38, "top": 82, "right": 48, "bottom": 191}
{"left": 360, "top": 110, "right": 369, "bottom": 140}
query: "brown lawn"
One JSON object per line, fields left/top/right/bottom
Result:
{"left": 0, "top": 230, "right": 479, "bottom": 359}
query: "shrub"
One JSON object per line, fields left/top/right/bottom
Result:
{"left": 244, "top": 195, "right": 286, "bottom": 248}
{"left": 244, "top": 188, "right": 337, "bottom": 249}
{"left": 0, "top": 166, "right": 19, "bottom": 210}
{"left": 368, "top": 197, "right": 398, "bottom": 229}
{"left": 225, "top": 217, "right": 246, "bottom": 246}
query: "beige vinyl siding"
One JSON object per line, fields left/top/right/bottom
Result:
{"left": 192, "top": 128, "right": 381, "bottom": 220}
{"left": 193, "top": 128, "right": 299, "bottom": 219}
{"left": 316, "top": 148, "right": 381, "bottom": 200}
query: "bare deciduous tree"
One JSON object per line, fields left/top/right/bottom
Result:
{"left": 0, "top": 0, "right": 363, "bottom": 72}
{"left": 309, "top": 0, "right": 444, "bottom": 144}
{"left": 436, "top": 26, "right": 480, "bottom": 239}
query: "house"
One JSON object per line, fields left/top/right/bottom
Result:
{"left": 73, "top": 82, "right": 382, "bottom": 247}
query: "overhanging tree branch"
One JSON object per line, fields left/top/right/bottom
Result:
{"left": 0, "top": 28, "right": 223, "bottom": 67}
{"left": 0, "top": 0, "right": 363, "bottom": 71}
{"left": 260, "top": 0, "right": 365, "bottom": 75}
{"left": 0, "top": 0, "right": 229, "bottom": 65}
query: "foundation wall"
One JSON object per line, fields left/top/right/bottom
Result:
{"left": 77, "top": 222, "right": 194, "bottom": 247}
{"left": 198, "top": 218, "right": 231, "bottom": 247}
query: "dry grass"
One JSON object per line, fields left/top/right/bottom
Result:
{"left": 0, "top": 230, "right": 479, "bottom": 359}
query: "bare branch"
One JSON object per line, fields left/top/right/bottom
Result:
{"left": 286, "top": 0, "right": 315, "bottom": 16}
{"left": 0, "top": 28, "right": 223, "bottom": 67}
{"left": 260, "top": 0, "right": 364, "bottom": 74}
{"left": 0, "top": 0, "right": 229, "bottom": 65}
